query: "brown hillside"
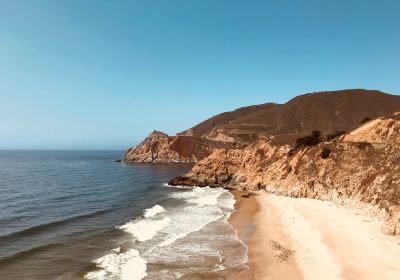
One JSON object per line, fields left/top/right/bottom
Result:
{"left": 125, "top": 89, "right": 400, "bottom": 163}
{"left": 181, "top": 89, "right": 400, "bottom": 145}
{"left": 179, "top": 103, "right": 278, "bottom": 139}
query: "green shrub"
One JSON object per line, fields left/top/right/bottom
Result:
{"left": 361, "top": 117, "right": 372, "bottom": 124}
{"left": 326, "top": 130, "right": 346, "bottom": 141}
{"left": 356, "top": 141, "right": 371, "bottom": 150}
{"left": 295, "top": 130, "right": 322, "bottom": 149}
{"left": 320, "top": 147, "right": 331, "bottom": 159}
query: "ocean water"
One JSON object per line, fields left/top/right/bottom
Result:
{"left": 0, "top": 150, "right": 247, "bottom": 279}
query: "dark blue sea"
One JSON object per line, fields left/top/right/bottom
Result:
{"left": 0, "top": 150, "right": 247, "bottom": 280}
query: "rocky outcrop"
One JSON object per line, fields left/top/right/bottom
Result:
{"left": 170, "top": 113, "right": 400, "bottom": 235}
{"left": 124, "top": 130, "right": 235, "bottom": 163}
{"left": 343, "top": 112, "right": 400, "bottom": 144}
{"left": 124, "top": 131, "right": 194, "bottom": 163}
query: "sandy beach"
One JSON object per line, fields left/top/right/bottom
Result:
{"left": 229, "top": 191, "right": 400, "bottom": 280}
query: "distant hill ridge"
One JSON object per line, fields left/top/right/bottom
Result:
{"left": 124, "top": 89, "right": 400, "bottom": 163}
{"left": 179, "top": 89, "right": 400, "bottom": 145}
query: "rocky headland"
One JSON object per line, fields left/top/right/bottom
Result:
{"left": 124, "top": 130, "right": 235, "bottom": 163}
{"left": 126, "top": 89, "right": 400, "bottom": 235}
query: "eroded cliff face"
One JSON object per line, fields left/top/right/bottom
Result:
{"left": 124, "top": 130, "right": 234, "bottom": 163}
{"left": 170, "top": 113, "right": 400, "bottom": 235}
{"left": 124, "top": 131, "right": 194, "bottom": 163}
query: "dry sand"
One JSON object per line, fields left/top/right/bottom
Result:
{"left": 229, "top": 191, "right": 400, "bottom": 280}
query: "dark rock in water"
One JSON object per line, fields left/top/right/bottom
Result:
{"left": 168, "top": 176, "right": 203, "bottom": 187}
{"left": 119, "top": 242, "right": 130, "bottom": 253}
{"left": 168, "top": 176, "right": 223, "bottom": 188}
{"left": 112, "top": 159, "right": 122, "bottom": 163}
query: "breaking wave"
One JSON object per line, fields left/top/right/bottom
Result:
{"left": 85, "top": 186, "right": 245, "bottom": 279}
{"left": 85, "top": 248, "right": 147, "bottom": 280}
{"left": 118, "top": 216, "right": 171, "bottom": 242}
{"left": 143, "top": 204, "right": 165, "bottom": 218}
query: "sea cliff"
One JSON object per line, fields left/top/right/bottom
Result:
{"left": 124, "top": 130, "right": 234, "bottom": 163}
{"left": 170, "top": 113, "right": 400, "bottom": 235}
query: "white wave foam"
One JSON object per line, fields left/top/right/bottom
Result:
{"left": 158, "top": 206, "right": 223, "bottom": 247}
{"left": 118, "top": 216, "right": 171, "bottom": 242}
{"left": 88, "top": 186, "right": 245, "bottom": 279}
{"left": 85, "top": 248, "right": 147, "bottom": 280}
{"left": 163, "top": 183, "right": 191, "bottom": 189}
{"left": 143, "top": 204, "right": 165, "bottom": 218}
{"left": 217, "top": 191, "right": 236, "bottom": 211}
{"left": 172, "top": 186, "right": 230, "bottom": 207}
{"left": 157, "top": 187, "right": 228, "bottom": 247}
{"left": 188, "top": 189, "right": 221, "bottom": 206}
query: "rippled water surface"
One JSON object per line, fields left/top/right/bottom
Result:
{"left": 0, "top": 150, "right": 247, "bottom": 279}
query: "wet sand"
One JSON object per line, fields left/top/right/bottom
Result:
{"left": 229, "top": 191, "right": 400, "bottom": 279}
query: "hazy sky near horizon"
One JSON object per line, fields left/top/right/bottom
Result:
{"left": 1, "top": 0, "right": 399, "bottom": 149}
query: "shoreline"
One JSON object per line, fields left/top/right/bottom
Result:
{"left": 229, "top": 191, "right": 302, "bottom": 279}
{"left": 229, "top": 190, "right": 400, "bottom": 279}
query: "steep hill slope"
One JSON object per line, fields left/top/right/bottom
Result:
{"left": 343, "top": 112, "right": 400, "bottom": 144}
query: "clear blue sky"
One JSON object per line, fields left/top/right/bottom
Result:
{"left": 1, "top": 0, "right": 399, "bottom": 149}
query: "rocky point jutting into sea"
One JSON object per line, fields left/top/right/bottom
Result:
{"left": 125, "top": 89, "right": 400, "bottom": 236}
